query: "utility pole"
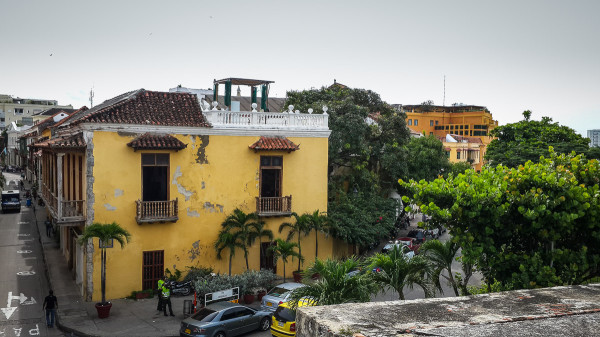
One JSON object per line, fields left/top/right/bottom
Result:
{"left": 443, "top": 75, "right": 446, "bottom": 106}
{"left": 89, "top": 87, "right": 95, "bottom": 108}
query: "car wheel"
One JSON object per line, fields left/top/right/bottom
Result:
{"left": 259, "top": 317, "right": 271, "bottom": 331}
{"left": 215, "top": 332, "right": 226, "bottom": 337}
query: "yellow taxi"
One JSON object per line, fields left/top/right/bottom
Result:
{"left": 270, "top": 299, "right": 315, "bottom": 337}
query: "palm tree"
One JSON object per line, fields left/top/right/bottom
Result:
{"left": 306, "top": 210, "right": 332, "bottom": 259}
{"left": 268, "top": 239, "right": 303, "bottom": 282}
{"left": 287, "top": 257, "right": 378, "bottom": 309}
{"left": 214, "top": 229, "right": 245, "bottom": 276}
{"left": 279, "top": 212, "right": 311, "bottom": 271}
{"left": 368, "top": 245, "right": 437, "bottom": 300}
{"left": 419, "top": 239, "right": 461, "bottom": 296}
{"left": 78, "top": 222, "right": 131, "bottom": 305}
{"left": 221, "top": 208, "right": 269, "bottom": 270}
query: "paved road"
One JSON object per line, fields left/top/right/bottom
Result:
{"left": 0, "top": 172, "right": 61, "bottom": 337}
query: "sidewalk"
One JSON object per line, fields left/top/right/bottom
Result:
{"left": 29, "top": 184, "right": 262, "bottom": 337}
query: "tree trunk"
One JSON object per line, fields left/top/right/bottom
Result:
{"left": 447, "top": 267, "right": 459, "bottom": 296}
{"left": 282, "top": 262, "right": 286, "bottom": 283}
{"left": 228, "top": 254, "right": 232, "bottom": 276}
{"left": 101, "top": 248, "right": 106, "bottom": 304}
{"left": 297, "top": 237, "right": 302, "bottom": 271}
{"left": 315, "top": 231, "right": 318, "bottom": 259}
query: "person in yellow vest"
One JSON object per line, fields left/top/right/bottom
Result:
{"left": 162, "top": 280, "right": 174, "bottom": 316}
{"left": 156, "top": 275, "right": 166, "bottom": 312}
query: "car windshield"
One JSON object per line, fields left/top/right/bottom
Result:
{"left": 267, "top": 287, "right": 291, "bottom": 298}
{"left": 273, "top": 306, "right": 295, "bottom": 323}
{"left": 191, "top": 308, "right": 218, "bottom": 322}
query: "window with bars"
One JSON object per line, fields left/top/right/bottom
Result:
{"left": 142, "top": 250, "right": 164, "bottom": 291}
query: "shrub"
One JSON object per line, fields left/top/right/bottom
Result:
{"left": 193, "top": 270, "right": 277, "bottom": 301}
{"left": 184, "top": 266, "right": 214, "bottom": 282}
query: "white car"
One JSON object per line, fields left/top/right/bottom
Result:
{"left": 260, "top": 282, "right": 306, "bottom": 313}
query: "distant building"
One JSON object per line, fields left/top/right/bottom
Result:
{"left": 398, "top": 104, "right": 498, "bottom": 170}
{"left": 0, "top": 94, "right": 73, "bottom": 130}
{"left": 588, "top": 129, "right": 600, "bottom": 147}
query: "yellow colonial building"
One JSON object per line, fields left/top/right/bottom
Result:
{"left": 402, "top": 104, "right": 498, "bottom": 170}
{"left": 30, "top": 82, "right": 347, "bottom": 301}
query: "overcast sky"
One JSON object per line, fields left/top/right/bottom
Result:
{"left": 1, "top": 0, "right": 598, "bottom": 136}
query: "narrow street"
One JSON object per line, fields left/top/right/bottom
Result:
{"left": 0, "top": 172, "right": 62, "bottom": 337}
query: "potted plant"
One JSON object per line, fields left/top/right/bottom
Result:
{"left": 257, "top": 289, "right": 267, "bottom": 301}
{"left": 78, "top": 222, "right": 131, "bottom": 319}
{"left": 243, "top": 289, "right": 255, "bottom": 304}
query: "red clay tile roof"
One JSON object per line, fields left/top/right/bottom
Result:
{"left": 127, "top": 133, "right": 187, "bottom": 151}
{"left": 67, "top": 90, "right": 210, "bottom": 127}
{"left": 249, "top": 136, "right": 299, "bottom": 152}
{"left": 31, "top": 133, "right": 85, "bottom": 150}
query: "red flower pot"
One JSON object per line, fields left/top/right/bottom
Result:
{"left": 95, "top": 302, "right": 112, "bottom": 319}
{"left": 257, "top": 290, "right": 267, "bottom": 301}
{"left": 292, "top": 271, "right": 303, "bottom": 283}
{"left": 243, "top": 294, "right": 255, "bottom": 304}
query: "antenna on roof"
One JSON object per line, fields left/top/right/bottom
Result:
{"left": 89, "top": 86, "right": 94, "bottom": 108}
{"left": 443, "top": 75, "right": 446, "bottom": 107}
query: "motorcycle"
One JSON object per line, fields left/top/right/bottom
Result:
{"left": 167, "top": 280, "right": 193, "bottom": 296}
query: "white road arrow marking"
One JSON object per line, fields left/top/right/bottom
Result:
{"left": 0, "top": 307, "right": 16, "bottom": 319}
{"left": 13, "top": 327, "right": 21, "bottom": 337}
{"left": 22, "top": 297, "right": 36, "bottom": 305}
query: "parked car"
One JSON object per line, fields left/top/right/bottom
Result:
{"left": 260, "top": 282, "right": 306, "bottom": 313}
{"left": 179, "top": 301, "right": 271, "bottom": 337}
{"left": 407, "top": 229, "right": 426, "bottom": 244}
{"left": 271, "top": 299, "right": 316, "bottom": 337}
{"left": 380, "top": 242, "right": 416, "bottom": 258}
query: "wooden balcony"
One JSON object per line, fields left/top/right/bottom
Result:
{"left": 136, "top": 198, "right": 179, "bottom": 224}
{"left": 256, "top": 195, "right": 292, "bottom": 217}
{"left": 41, "top": 183, "right": 85, "bottom": 223}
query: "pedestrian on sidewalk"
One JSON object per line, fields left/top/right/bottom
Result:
{"left": 156, "top": 275, "right": 166, "bottom": 312}
{"left": 161, "top": 280, "right": 175, "bottom": 317}
{"left": 45, "top": 217, "right": 53, "bottom": 237}
{"left": 43, "top": 290, "right": 58, "bottom": 328}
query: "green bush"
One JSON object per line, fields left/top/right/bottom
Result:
{"left": 184, "top": 266, "right": 214, "bottom": 282}
{"left": 193, "top": 270, "right": 277, "bottom": 300}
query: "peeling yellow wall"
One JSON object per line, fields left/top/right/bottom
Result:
{"left": 89, "top": 131, "right": 342, "bottom": 300}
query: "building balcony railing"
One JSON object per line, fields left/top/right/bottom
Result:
{"left": 256, "top": 195, "right": 292, "bottom": 217}
{"left": 41, "top": 183, "right": 85, "bottom": 223}
{"left": 136, "top": 198, "right": 179, "bottom": 224}
{"left": 203, "top": 110, "right": 329, "bottom": 130}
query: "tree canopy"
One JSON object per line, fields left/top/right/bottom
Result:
{"left": 402, "top": 149, "right": 600, "bottom": 289}
{"left": 485, "top": 112, "right": 590, "bottom": 167}
{"left": 285, "top": 85, "right": 412, "bottom": 248}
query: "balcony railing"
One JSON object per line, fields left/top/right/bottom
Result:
{"left": 203, "top": 110, "right": 329, "bottom": 130}
{"left": 136, "top": 199, "right": 179, "bottom": 224}
{"left": 41, "top": 183, "right": 85, "bottom": 222}
{"left": 256, "top": 196, "right": 292, "bottom": 216}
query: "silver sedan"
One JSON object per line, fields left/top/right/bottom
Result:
{"left": 180, "top": 301, "right": 271, "bottom": 337}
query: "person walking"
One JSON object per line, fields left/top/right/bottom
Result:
{"left": 43, "top": 290, "right": 58, "bottom": 328}
{"left": 156, "top": 275, "right": 166, "bottom": 312}
{"left": 45, "top": 217, "right": 53, "bottom": 238}
{"left": 161, "top": 280, "right": 174, "bottom": 317}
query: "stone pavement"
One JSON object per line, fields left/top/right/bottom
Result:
{"left": 28, "top": 184, "right": 262, "bottom": 337}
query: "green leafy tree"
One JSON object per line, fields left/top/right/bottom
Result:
{"left": 220, "top": 208, "right": 269, "bottom": 270}
{"left": 486, "top": 113, "right": 589, "bottom": 167}
{"left": 288, "top": 257, "right": 377, "bottom": 308}
{"left": 78, "top": 222, "right": 131, "bottom": 304}
{"left": 285, "top": 85, "right": 410, "bottom": 247}
{"left": 268, "top": 239, "right": 303, "bottom": 282}
{"left": 406, "top": 135, "right": 451, "bottom": 181}
{"left": 403, "top": 148, "right": 600, "bottom": 289}
{"left": 214, "top": 229, "right": 245, "bottom": 276}
{"left": 279, "top": 212, "right": 311, "bottom": 271}
{"left": 368, "top": 245, "right": 436, "bottom": 300}
{"left": 447, "top": 161, "right": 473, "bottom": 177}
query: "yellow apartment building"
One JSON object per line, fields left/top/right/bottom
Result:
{"left": 403, "top": 104, "right": 498, "bottom": 170}
{"left": 30, "top": 82, "right": 347, "bottom": 301}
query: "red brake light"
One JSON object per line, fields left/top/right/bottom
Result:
{"left": 290, "top": 323, "right": 296, "bottom": 332}
{"left": 278, "top": 301, "right": 283, "bottom": 305}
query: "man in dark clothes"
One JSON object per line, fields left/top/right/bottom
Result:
{"left": 45, "top": 217, "right": 53, "bottom": 237}
{"left": 43, "top": 290, "right": 58, "bottom": 328}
